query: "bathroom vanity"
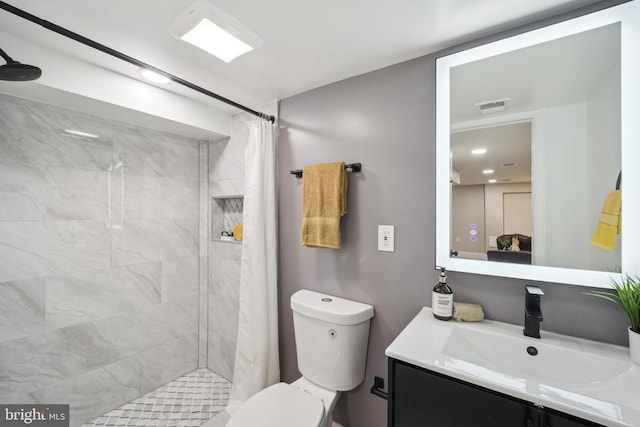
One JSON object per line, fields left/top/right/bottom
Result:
{"left": 385, "top": 308, "right": 640, "bottom": 427}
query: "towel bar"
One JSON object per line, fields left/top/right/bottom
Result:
{"left": 290, "top": 163, "right": 361, "bottom": 178}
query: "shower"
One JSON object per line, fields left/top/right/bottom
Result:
{"left": 0, "top": 47, "right": 42, "bottom": 81}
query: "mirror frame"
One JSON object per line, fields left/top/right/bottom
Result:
{"left": 436, "top": 1, "right": 640, "bottom": 288}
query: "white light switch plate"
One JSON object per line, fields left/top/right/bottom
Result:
{"left": 378, "top": 225, "right": 395, "bottom": 252}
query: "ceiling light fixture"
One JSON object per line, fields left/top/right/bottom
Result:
{"left": 63, "top": 129, "right": 99, "bottom": 139}
{"left": 482, "top": 169, "right": 494, "bottom": 174}
{"left": 171, "top": 1, "right": 263, "bottom": 63}
{"left": 139, "top": 68, "right": 170, "bottom": 84}
{"left": 488, "top": 179, "right": 497, "bottom": 183}
{"left": 471, "top": 148, "right": 487, "bottom": 155}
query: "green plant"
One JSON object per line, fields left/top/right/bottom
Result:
{"left": 587, "top": 275, "right": 640, "bottom": 334}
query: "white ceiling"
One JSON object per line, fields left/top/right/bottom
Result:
{"left": 451, "top": 122, "right": 532, "bottom": 186}
{"left": 0, "top": 0, "right": 603, "bottom": 117}
{"left": 450, "top": 21, "right": 619, "bottom": 123}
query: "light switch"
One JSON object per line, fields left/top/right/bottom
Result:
{"left": 378, "top": 225, "right": 395, "bottom": 252}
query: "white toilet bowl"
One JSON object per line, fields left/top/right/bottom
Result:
{"left": 226, "top": 377, "right": 340, "bottom": 427}
{"left": 226, "top": 382, "right": 323, "bottom": 427}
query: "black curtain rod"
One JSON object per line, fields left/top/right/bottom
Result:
{"left": 0, "top": 1, "right": 275, "bottom": 124}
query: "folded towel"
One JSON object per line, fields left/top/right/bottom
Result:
{"left": 301, "top": 162, "right": 348, "bottom": 249}
{"left": 453, "top": 302, "right": 485, "bottom": 322}
{"left": 590, "top": 189, "right": 621, "bottom": 251}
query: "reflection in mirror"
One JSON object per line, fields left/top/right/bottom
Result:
{"left": 436, "top": 2, "right": 640, "bottom": 287}
{"left": 451, "top": 122, "right": 532, "bottom": 264}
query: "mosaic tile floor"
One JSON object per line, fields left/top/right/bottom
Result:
{"left": 83, "top": 369, "right": 231, "bottom": 427}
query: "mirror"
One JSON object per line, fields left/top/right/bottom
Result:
{"left": 450, "top": 22, "right": 620, "bottom": 271}
{"left": 436, "top": 1, "right": 640, "bottom": 288}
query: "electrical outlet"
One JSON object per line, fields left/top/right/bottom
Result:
{"left": 378, "top": 225, "right": 395, "bottom": 252}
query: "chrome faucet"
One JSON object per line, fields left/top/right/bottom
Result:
{"left": 524, "top": 285, "right": 544, "bottom": 338}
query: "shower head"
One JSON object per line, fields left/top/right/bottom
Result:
{"left": 0, "top": 47, "right": 42, "bottom": 81}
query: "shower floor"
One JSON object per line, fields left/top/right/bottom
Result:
{"left": 82, "top": 369, "right": 231, "bottom": 427}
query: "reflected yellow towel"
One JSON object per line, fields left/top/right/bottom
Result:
{"left": 301, "top": 162, "right": 347, "bottom": 249}
{"left": 590, "top": 189, "right": 621, "bottom": 251}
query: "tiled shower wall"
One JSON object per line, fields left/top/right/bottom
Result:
{"left": 0, "top": 94, "right": 203, "bottom": 425}
{"left": 206, "top": 112, "right": 253, "bottom": 380}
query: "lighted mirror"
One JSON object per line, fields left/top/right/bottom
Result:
{"left": 436, "top": 1, "right": 640, "bottom": 288}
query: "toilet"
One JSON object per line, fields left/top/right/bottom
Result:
{"left": 227, "top": 289, "right": 374, "bottom": 427}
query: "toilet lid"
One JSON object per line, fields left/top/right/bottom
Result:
{"left": 227, "top": 383, "right": 324, "bottom": 427}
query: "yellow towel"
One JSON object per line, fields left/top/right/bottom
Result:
{"left": 590, "top": 189, "right": 621, "bottom": 251}
{"left": 301, "top": 162, "right": 348, "bottom": 249}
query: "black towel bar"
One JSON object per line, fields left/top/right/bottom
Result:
{"left": 616, "top": 171, "right": 622, "bottom": 190}
{"left": 290, "top": 162, "right": 361, "bottom": 178}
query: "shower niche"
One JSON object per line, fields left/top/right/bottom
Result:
{"left": 211, "top": 195, "right": 244, "bottom": 243}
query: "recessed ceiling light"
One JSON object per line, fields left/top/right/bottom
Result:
{"left": 482, "top": 169, "right": 494, "bottom": 174}
{"left": 139, "top": 69, "right": 170, "bottom": 84}
{"left": 63, "top": 129, "right": 99, "bottom": 139}
{"left": 171, "top": 1, "right": 263, "bottom": 63}
{"left": 471, "top": 148, "right": 487, "bottom": 155}
{"left": 488, "top": 179, "right": 497, "bottom": 183}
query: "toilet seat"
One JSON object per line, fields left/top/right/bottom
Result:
{"left": 227, "top": 382, "right": 325, "bottom": 427}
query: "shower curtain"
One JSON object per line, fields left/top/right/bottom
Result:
{"left": 226, "top": 117, "right": 280, "bottom": 415}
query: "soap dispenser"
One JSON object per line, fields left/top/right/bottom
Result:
{"left": 432, "top": 266, "right": 453, "bottom": 321}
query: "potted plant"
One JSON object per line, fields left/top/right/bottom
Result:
{"left": 587, "top": 275, "right": 640, "bottom": 365}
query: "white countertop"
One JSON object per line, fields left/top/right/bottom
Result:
{"left": 385, "top": 307, "right": 640, "bottom": 427}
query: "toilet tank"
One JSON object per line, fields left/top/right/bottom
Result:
{"left": 291, "top": 289, "right": 374, "bottom": 391}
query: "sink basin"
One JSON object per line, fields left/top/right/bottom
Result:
{"left": 386, "top": 307, "right": 640, "bottom": 427}
{"left": 443, "top": 322, "right": 630, "bottom": 385}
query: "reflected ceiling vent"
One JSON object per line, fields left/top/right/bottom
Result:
{"left": 475, "top": 98, "right": 510, "bottom": 114}
{"left": 502, "top": 162, "right": 517, "bottom": 167}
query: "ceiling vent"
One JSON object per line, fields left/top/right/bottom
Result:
{"left": 501, "top": 162, "right": 517, "bottom": 167}
{"left": 475, "top": 98, "right": 510, "bottom": 114}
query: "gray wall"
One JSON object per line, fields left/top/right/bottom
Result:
{"left": 277, "top": 2, "right": 628, "bottom": 426}
{"left": 0, "top": 94, "right": 202, "bottom": 426}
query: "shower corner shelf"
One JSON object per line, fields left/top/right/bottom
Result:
{"left": 214, "top": 238, "right": 242, "bottom": 245}
{"left": 211, "top": 195, "right": 244, "bottom": 243}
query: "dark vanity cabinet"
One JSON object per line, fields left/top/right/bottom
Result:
{"left": 388, "top": 359, "right": 604, "bottom": 427}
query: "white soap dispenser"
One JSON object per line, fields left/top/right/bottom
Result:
{"left": 432, "top": 266, "right": 453, "bottom": 321}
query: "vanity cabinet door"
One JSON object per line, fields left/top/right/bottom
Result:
{"left": 389, "top": 359, "right": 536, "bottom": 427}
{"left": 541, "top": 411, "right": 602, "bottom": 427}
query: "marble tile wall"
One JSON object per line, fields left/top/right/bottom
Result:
{"left": 207, "top": 112, "right": 253, "bottom": 380}
{"left": 0, "top": 94, "right": 202, "bottom": 426}
{"left": 198, "top": 142, "right": 209, "bottom": 368}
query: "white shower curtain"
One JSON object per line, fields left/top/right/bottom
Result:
{"left": 226, "top": 118, "right": 280, "bottom": 415}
